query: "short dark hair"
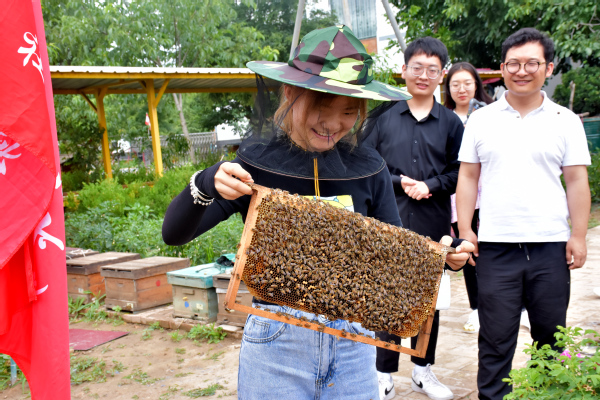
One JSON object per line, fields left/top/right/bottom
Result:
{"left": 501, "top": 28, "right": 554, "bottom": 63}
{"left": 404, "top": 37, "right": 449, "bottom": 68}
{"left": 444, "top": 62, "right": 493, "bottom": 110}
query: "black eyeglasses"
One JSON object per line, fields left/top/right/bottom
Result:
{"left": 504, "top": 61, "right": 547, "bottom": 74}
{"left": 406, "top": 65, "right": 442, "bottom": 79}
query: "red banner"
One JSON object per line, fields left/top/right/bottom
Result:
{"left": 0, "top": 0, "right": 71, "bottom": 398}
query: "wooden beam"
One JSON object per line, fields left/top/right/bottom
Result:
{"left": 145, "top": 79, "right": 163, "bottom": 177}
{"left": 96, "top": 88, "right": 112, "bottom": 179}
{"left": 80, "top": 92, "right": 97, "bottom": 112}
{"left": 154, "top": 79, "right": 170, "bottom": 107}
{"left": 51, "top": 71, "right": 257, "bottom": 80}
{"left": 53, "top": 87, "right": 270, "bottom": 95}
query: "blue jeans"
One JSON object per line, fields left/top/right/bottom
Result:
{"left": 238, "top": 303, "right": 379, "bottom": 400}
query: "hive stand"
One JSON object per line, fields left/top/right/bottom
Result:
{"left": 225, "top": 184, "right": 448, "bottom": 357}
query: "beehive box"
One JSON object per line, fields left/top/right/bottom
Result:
{"left": 101, "top": 256, "right": 190, "bottom": 312}
{"left": 214, "top": 273, "right": 252, "bottom": 327}
{"left": 225, "top": 184, "right": 453, "bottom": 356}
{"left": 66, "top": 252, "right": 140, "bottom": 302}
{"left": 166, "top": 258, "right": 233, "bottom": 321}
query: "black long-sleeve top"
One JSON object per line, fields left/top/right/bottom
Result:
{"left": 362, "top": 100, "right": 464, "bottom": 242}
{"left": 162, "top": 144, "right": 402, "bottom": 247}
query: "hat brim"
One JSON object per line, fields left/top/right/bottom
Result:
{"left": 247, "top": 61, "right": 411, "bottom": 102}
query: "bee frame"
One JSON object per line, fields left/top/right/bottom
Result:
{"left": 224, "top": 184, "right": 444, "bottom": 356}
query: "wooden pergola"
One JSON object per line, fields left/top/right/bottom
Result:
{"left": 50, "top": 66, "right": 281, "bottom": 178}
{"left": 50, "top": 66, "right": 501, "bottom": 178}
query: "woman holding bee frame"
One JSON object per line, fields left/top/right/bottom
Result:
{"left": 162, "top": 25, "right": 474, "bottom": 400}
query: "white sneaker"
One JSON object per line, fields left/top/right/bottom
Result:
{"left": 411, "top": 364, "right": 454, "bottom": 400}
{"left": 377, "top": 371, "right": 395, "bottom": 400}
{"left": 463, "top": 309, "right": 479, "bottom": 334}
{"left": 520, "top": 309, "right": 531, "bottom": 330}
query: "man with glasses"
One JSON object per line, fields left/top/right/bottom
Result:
{"left": 456, "top": 28, "right": 591, "bottom": 400}
{"left": 364, "top": 37, "right": 464, "bottom": 400}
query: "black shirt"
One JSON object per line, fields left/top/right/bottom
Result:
{"left": 363, "top": 100, "right": 464, "bottom": 242}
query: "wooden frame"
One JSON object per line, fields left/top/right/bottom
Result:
{"left": 224, "top": 185, "right": 445, "bottom": 357}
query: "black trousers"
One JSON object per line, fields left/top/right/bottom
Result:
{"left": 452, "top": 209, "right": 479, "bottom": 310}
{"left": 476, "top": 242, "right": 570, "bottom": 400}
{"left": 376, "top": 310, "right": 440, "bottom": 371}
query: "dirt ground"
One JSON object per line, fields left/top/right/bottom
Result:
{"left": 2, "top": 320, "right": 242, "bottom": 400}
{"left": 2, "top": 215, "right": 600, "bottom": 400}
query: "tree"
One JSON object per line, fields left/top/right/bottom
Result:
{"left": 388, "top": 0, "right": 600, "bottom": 69}
{"left": 44, "top": 0, "right": 265, "bottom": 164}
{"left": 553, "top": 67, "right": 600, "bottom": 116}
{"left": 190, "top": 0, "right": 339, "bottom": 134}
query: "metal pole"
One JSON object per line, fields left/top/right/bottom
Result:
{"left": 381, "top": 0, "right": 407, "bottom": 53}
{"left": 10, "top": 357, "right": 17, "bottom": 385}
{"left": 290, "top": 0, "right": 306, "bottom": 60}
{"left": 342, "top": 0, "right": 352, "bottom": 30}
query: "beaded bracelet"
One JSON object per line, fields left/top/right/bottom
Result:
{"left": 190, "top": 170, "right": 214, "bottom": 206}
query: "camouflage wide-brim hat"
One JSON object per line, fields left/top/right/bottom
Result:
{"left": 247, "top": 25, "right": 411, "bottom": 101}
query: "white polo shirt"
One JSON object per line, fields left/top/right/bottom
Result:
{"left": 458, "top": 91, "right": 591, "bottom": 242}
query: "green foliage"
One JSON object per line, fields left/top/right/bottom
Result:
{"left": 554, "top": 67, "right": 600, "bottom": 116}
{"left": 588, "top": 151, "right": 600, "bottom": 203}
{"left": 62, "top": 170, "right": 96, "bottom": 193}
{"left": 183, "top": 383, "right": 224, "bottom": 397}
{"left": 162, "top": 131, "right": 192, "bottom": 170}
{"left": 0, "top": 354, "right": 27, "bottom": 392}
{"left": 64, "top": 198, "right": 243, "bottom": 266}
{"left": 68, "top": 294, "right": 115, "bottom": 323}
{"left": 205, "top": 351, "right": 225, "bottom": 362}
{"left": 504, "top": 326, "right": 600, "bottom": 399}
{"left": 55, "top": 95, "right": 105, "bottom": 183}
{"left": 187, "top": 324, "right": 228, "bottom": 344}
{"left": 70, "top": 356, "right": 125, "bottom": 385}
{"left": 389, "top": 0, "right": 600, "bottom": 68}
{"left": 64, "top": 165, "right": 245, "bottom": 266}
{"left": 123, "top": 369, "right": 160, "bottom": 385}
{"left": 170, "top": 331, "right": 185, "bottom": 343}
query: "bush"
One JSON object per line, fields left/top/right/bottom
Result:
{"left": 504, "top": 326, "right": 600, "bottom": 399}
{"left": 554, "top": 67, "right": 600, "bottom": 116}
{"left": 64, "top": 201, "right": 244, "bottom": 265}
{"left": 62, "top": 170, "right": 94, "bottom": 193}
{"left": 589, "top": 151, "right": 600, "bottom": 203}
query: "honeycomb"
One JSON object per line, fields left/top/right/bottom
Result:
{"left": 240, "top": 187, "right": 449, "bottom": 338}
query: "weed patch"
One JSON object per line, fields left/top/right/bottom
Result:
{"left": 183, "top": 383, "right": 224, "bottom": 397}
{"left": 187, "top": 324, "right": 227, "bottom": 344}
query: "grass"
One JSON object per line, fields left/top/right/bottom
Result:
{"left": 205, "top": 351, "right": 225, "bottom": 362}
{"left": 183, "top": 383, "right": 224, "bottom": 398}
{"left": 187, "top": 323, "right": 227, "bottom": 344}
{"left": 123, "top": 368, "right": 160, "bottom": 385}
{"left": 0, "top": 354, "right": 28, "bottom": 393}
{"left": 170, "top": 330, "right": 185, "bottom": 342}
{"left": 70, "top": 356, "right": 125, "bottom": 385}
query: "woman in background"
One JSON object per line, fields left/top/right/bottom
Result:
{"left": 445, "top": 62, "right": 493, "bottom": 334}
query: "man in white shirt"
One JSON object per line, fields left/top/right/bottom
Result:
{"left": 456, "top": 28, "right": 591, "bottom": 400}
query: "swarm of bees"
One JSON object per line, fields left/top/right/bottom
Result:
{"left": 242, "top": 188, "right": 447, "bottom": 338}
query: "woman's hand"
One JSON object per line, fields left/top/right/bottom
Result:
{"left": 214, "top": 162, "right": 254, "bottom": 200}
{"left": 441, "top": 235, "right": 475, "bottom": 270}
